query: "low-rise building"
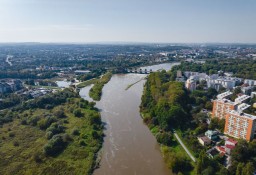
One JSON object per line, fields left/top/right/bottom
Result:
{"left": 207, "top": 147, "right": 220, "bottom": 158}
{"left": 205, "top": 130, "right": 219, "bottom": 140}
{"left": 198, "top": 136, "right": 211, "bottom": 146}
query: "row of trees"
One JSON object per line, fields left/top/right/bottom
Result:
{"left": 141, "top": 70, "right": 191, "bottom": 131}
{"left": 140, "top": 71, "right": 194, "bottom": 174}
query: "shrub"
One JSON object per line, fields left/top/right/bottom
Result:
{"left": 33, "top": 152, "right": 42, "bottom": 163}
{"left": 73, "top": 109, "right": 83, "bottom": 117}
{"left": 38, "top": 116, "right": 57, "bottom": 130}
{"left": 46, "top": 123, "right": 65, "bottom": 135}
{"left": 79, "top": 140, "right": 86, "bottom": 146}
{"left": 9, "top": 132, "right": 15, "bottom": 137}
{"left": 71, "top": 128, "right": 80, "bottom": 136}
{"left": 62, "top": 133, "right": 72, "bottom": 142}
{"left": 88, "top": 113, "right": 101, "bottom": 125}
{"left": 156, "top": 132, "right": 173, "bottom": 146}
{"left": 43, "top": 134, "right": 67, "bottom": 156}
{"left": 54, "top": 108, "right": 66, "bottom": 118}
{"left": 13, "top": 141, "right": 19, "bottom": 147}
{"left": 28, "top": 116, "right": 40, "bottom": 126}
{"left": 20, "top": 119, "right": 27, "bottom": 125}
{"left": 46, "top": 131, "right": 54, "bottom": 140}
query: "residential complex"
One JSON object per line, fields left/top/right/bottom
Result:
{"left": 211, "top": 91, "right": 256, "bottom": 141}
{"left": 184, "top": 71, "right": 243, "bottom": 92}
{"left": 212, "top": 91, "right": 236, "bottom": 119}
{"left": 224, "top": 110, "right": 256, "bottom": 141}
{"left": 0, "top": 79, "right": 23, "bottom": 93}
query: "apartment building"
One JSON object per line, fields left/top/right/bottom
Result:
{"left": 212, "top": 92, "right": 251, "bottom": 120}
{"left": 224, "top": 110, "right": 256, "bottom": 141}
{"left": 185, "top": 76, "right": 196, "bottom": 91}
{"left": 212, "top": 91, "right": 236, "bottom": 119}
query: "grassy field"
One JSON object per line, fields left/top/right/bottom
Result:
{"left": 0, "top": 97, "right": 103, "bottom": 175}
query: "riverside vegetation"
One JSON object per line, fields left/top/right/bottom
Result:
{"left": 89, "top": 72, "right": 112, "bottom": 101}
{"left": 141, "top": 69, "right": 256, "bottom": 175}
{"left": 140, "top": 70, "right": 193, "bottom": 174}
{"left": 0, "top": 89, "right": 103, "bottom": 175}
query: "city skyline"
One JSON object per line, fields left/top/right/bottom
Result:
{"left": 0, "top": 0, "right": 256, "bottom": 43}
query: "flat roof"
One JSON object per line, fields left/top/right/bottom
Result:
{"left": 217, "top": 91, "right": 233, "bottom": 99}
{"left": 228, "top": 110, "right": 256, "bottom": 120}
{"left": 214, "top": 98, "right": 236, "bottom": 105}
{"left": 235, "top": 95, "right": 250, "bottom": 104}
{"left": 237, "top": 103, "right": 251, "bottom": 112}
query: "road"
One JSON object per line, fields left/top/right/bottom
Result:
{"left": 6, "top": 55, "right": 13, "bottom": 66}
{"left": 174, "top": 133, "right": 196, "bottom": 162}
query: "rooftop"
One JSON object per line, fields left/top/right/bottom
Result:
{"left": 217, "top": 91, "right": 233, "bottom": 100}
{"left": 235, "top": 95, "right": 250, "bottom": 104}
{"left": 198, "top": 136, "right": 211, "bottom": 142}
{"left": 237, "top": 103, "right": 251, "bottom": 112}
{"left": 225, "top": 144, "right": 236, "bottom": 150}
{"left": 228, "top": 110, "right": 256, "bottom": 120}
{"left": 226, "top": 138, "right": 238, "bottom": 145}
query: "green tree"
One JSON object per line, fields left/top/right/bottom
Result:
{"left": 242, "top": 162, "right": 255, "bottom": 175}
{"left": 236, "top": 163, "right": 244, "bottom": 175}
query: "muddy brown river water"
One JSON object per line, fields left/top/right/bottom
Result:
{"left": 80, "top": 63, "right": 179, "bottom": 175}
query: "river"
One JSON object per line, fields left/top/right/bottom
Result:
{"left": 80, "top": 63, "right": 180, "bottom": 175}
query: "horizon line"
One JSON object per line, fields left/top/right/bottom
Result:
{"left": 0, "top": 41, "right": 256, "bottom": 45}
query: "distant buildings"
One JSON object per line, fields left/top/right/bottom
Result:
{"left": 0, "top": 79, "right": 23, "bottom": 94}
{"left": 176, "top": 70, "right": 185, "bottom": 82}
{"left": 244, "top": 79, "right": 256, "bottom": 86}
{"left": 183, "top": 71, "right": 243, "bottom": 92}
{"left": 185, "top": 76, "right": 197, "bottom": 91}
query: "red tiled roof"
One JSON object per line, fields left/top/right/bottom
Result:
{"left": 220, "top": 152, "right": 225, "bottom": 157}
{"left": 225, "top": 144, "right": 235, "bottom": 150}
{"left": 226, "top": 138, "right": 238, "bottom": 145}
{"left": 217, "top": 146, "right": 226, "bottom": 153}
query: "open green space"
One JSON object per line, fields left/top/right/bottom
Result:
{"left": 0, "top": 89, "right": 103, "bottom": 175}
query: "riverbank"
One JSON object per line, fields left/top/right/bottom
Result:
{"left": 89, "top": 72, "right": 112, "bottom": 101}
{"left": 140, "top": 71, "right": 196, "bottom": 174}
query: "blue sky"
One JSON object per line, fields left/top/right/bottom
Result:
{"left": 0, "top": 0, "right": 256, "bottom": 43}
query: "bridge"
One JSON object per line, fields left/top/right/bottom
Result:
{"left": 126, "top": 68, "right": 153, "bottom": 74}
